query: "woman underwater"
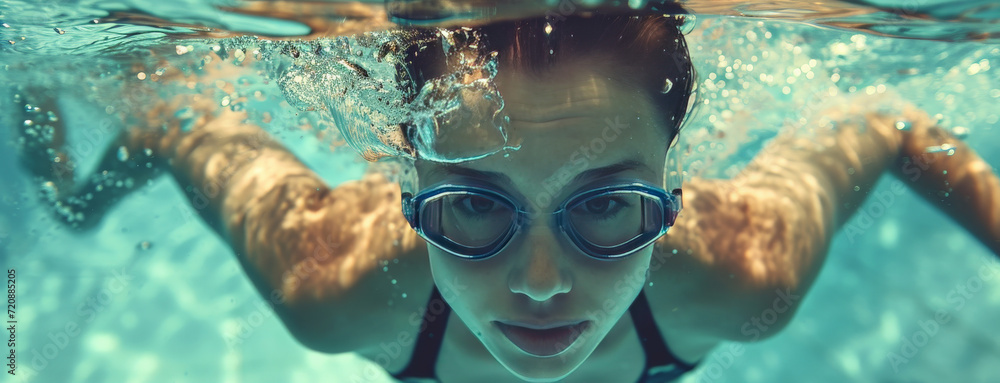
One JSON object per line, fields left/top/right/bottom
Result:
{"left": 14, "top": 3, "right": 1000, "bottom": 383}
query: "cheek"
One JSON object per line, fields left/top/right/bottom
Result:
{"left": 426, "top": 246, "right": 504, "bottom": 309}
{"left": 595, "top": 248, "right": 654, "bottom": 302}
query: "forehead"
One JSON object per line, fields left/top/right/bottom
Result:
{"left": 417, "top": 64, "right": 671, "bottom": 196}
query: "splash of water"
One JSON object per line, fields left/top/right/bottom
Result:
{"left": 224, "top": 27, "right": 513, "bottom": 163}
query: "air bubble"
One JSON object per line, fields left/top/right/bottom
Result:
{"left": 117, "top": 146, "right": 129, "bottom": 161}
{"left": 662, "top": 78, "right": 673, "bottom": 94}
{"left": 894, "top": 121, "right": 911, "bottom": 131}
{"left": 951, "top": 126, "right": 969, "bottom": 139}
{"left": 391, "top": 279, "right": 397, "bottom": 284}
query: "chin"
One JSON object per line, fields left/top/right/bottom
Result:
{"left": 485, "top": 335, "right": 598, "bottom": 383}
{"left": 514, "top": 375, "right": 570, "bottom": 383}
{"left": 499, "top": 362, "right": 577, "bottom": 383}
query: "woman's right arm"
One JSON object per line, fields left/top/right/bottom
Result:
{"left": 159, "top": 100, "right": 429, "bottom": 351}
{"left": 140, "top": 58, "right": 432, "bottom": 351}
{"left": 15, "top": 58, "right": 429, "bottom": 352}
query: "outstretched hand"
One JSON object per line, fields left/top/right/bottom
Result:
{"left": 11, "top": 87, "right": 171, "bottom": 230}
{"left": 13, "top": 89, "right": 75, "bottom": 195}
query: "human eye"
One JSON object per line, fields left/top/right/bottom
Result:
{"left": 577, "top": 196, "right": 631, "bottom": 221}
{"left": 453, "top": 195, "right": 499, "bottom": 216}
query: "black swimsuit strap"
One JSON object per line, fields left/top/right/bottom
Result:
{"left": 392, "top": 285, "right": 451, "bottom": 380}
{"left": 393, "top": 287, "right": 694, "bottom": 382}
{"left": 628, "top": 290, "right": 697, "bottom": 376}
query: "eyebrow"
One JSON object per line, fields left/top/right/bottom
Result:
{"left": 439, "top": 159, "right": 650, "bottom": 188}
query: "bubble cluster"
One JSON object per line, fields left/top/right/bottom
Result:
{"left": 672, "top": 17, "right": 995, "bottom": 182}
{"left": 217, "top": 28, "right": 513, "bottom": 163}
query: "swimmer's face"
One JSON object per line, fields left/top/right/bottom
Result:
{"left": 416, "top": 62, "right": 672, "bottom": 381}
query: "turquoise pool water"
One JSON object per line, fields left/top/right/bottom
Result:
{"left": 1, "top": 1, "right": 999, "bottom": 382}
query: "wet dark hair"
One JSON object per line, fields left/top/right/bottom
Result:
{"left": 402, "top": 4, "right": 694, "bottom": 145}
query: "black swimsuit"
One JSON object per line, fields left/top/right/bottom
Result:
{"left": 391, "top": 286, "right": 698, "bottom": 382}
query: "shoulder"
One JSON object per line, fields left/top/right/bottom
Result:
{"left": 666, "top": 177, "right": 831, "bottom": 287}
{"left": 648, "top": 176, "right": 827, "bottom": 342}
{"left": 645, "top": 94, "right": 924, "bottom": 343}
{"left": 246, "top": 172, "right": 432, "bottom": 353}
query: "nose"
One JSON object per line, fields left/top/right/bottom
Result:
{"left": 507, "top": 222, "right": 573, "bottom": 302}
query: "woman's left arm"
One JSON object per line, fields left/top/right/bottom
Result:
{"left": 654, "top": 95, "right": 1000, "bottom": 343}
{"left": 652, "top": 96, "right": 899, "bottom": 341}
{"left": 761, "top": 97, "right": 1000, "bottom": 254}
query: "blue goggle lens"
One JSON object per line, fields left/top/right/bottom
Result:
{"left": 419, "top": 192, "right": 517, "bottom": 254}
{"left": 563, "top": 190, "right": 665, "bottom": 258}
{"left": 411, "top": 186, "right": 673, "bottom": 259}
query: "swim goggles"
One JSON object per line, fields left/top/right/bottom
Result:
{"left": 401, "top": 181, "right": 682, "bottom": 260}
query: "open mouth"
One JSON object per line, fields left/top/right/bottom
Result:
{"left": 494, "top": 321, "right": 591, "bottom": 357}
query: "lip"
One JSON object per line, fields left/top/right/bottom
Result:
{"left": 494, "top": 320, "right": 591, "bottom": 357}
